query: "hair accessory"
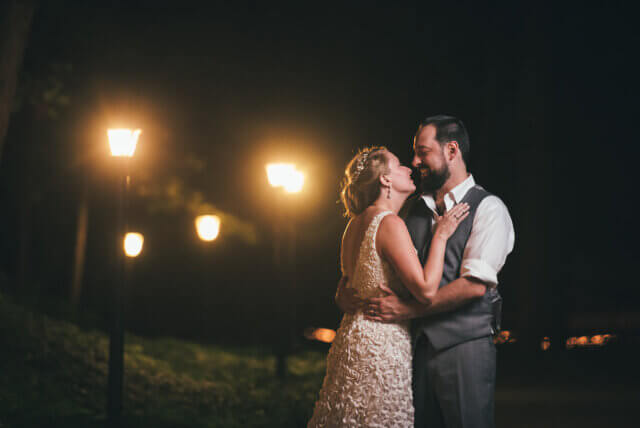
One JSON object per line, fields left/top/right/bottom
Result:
{"left": 351, "top": 151, "right": 370, "bottom": 182}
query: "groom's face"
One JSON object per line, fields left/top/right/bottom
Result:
{"left": 412, "top": 124, "right": 450, "bottom": 193}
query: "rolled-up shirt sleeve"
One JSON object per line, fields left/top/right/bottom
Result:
{"left": 460, "top": 195, "right": 515, "bottom": 288}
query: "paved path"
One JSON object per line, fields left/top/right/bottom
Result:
{"left": 495, "top": 348, "right": 638, "bottom": 427}
{"left": 496, "top": 384, "right": 637, "bottom": 427}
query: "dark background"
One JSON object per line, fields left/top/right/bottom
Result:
{"left": 1, "top": 1, "right": 638, "bottom": 346}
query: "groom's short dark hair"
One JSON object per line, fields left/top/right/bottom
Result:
{"left": 416, "top": 115, "right": 470, "bottom": 166}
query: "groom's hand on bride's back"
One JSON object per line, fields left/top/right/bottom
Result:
{"left": 335, "top": 276, "right": 363, "bottom": 314}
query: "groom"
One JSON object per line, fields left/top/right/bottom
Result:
{"left": 337, "top": 115, "right": 514, "bottom": 428}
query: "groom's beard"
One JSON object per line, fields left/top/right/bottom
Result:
{"left": 419, "top": 164, "right": 451, "bottom": 193}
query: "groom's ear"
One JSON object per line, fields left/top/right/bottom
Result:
{"left": 446, "top": 141, "right": 459, "bottom": 160}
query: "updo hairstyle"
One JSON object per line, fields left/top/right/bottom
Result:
{"left": 340, "top": 146, "right": 390, "bottom": 217}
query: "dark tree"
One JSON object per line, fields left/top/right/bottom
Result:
{"left": 0, "top": 0, "right": 36, "bottom": 162}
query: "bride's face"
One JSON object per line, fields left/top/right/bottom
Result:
{"left": 385, "top": 151, "right": 416, "bottom": 194}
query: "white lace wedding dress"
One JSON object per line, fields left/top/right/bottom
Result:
{"left": 308, "top": 211, "right": 414, "bottom": 428}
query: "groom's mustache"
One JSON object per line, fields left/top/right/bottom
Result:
{"left": 417, "top": 165, "right": 430, "bottom": 176}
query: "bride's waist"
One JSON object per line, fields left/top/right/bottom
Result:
{"left": 342, "top": 312, "right": 410, "bottom": 330}
{"left": 353, "top": 282, "right": 410, "bottom": 301}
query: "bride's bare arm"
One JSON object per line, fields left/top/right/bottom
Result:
{"left": 377, "top": 204, "right": 469, "bottom": 304}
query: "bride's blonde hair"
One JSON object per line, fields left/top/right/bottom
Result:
{"left": 340, "top": 146, "right": 390, "bottom": 217}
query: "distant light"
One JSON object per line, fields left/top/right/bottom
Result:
{"left": 195, "top": 215, "right": 221, "bottom": 241}
{"left": 124, "top": 233, "right": 144, "bottom": 257}
{"left": 493, "top": 330, "right": 517, "bottom": 345}
{"left": 541, "top": 336, "right": 551, "bottom": 351}
{"left": 566, "top": 333, "right": 616, "bottom": 349}
{"left": 108, "top": 129, "right": 141, "bottom": 157}
{"left": 576, "top": 336, "right": 589, "bottom": 346}
{"left": 266, "top": 163, "right": 305, "bottom": 193}
{"left": 304, "top": 327, "right": 336, "bottom": 344}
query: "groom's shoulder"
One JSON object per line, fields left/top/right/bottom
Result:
{"left": 472, "top": 185, "right": 512, "bottom": 216}
{"left": 470, "top": 184, "right": 500, "bottom": 204}
{"left": 405, "top": 193, "right": 423, "bottom": 205}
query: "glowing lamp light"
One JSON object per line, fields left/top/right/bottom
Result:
{"left": 566, "top": 333, "right": 616, "bottom": 349}
{"left": 493, "top": 330, "right": 517, "bottom": 345}
{"left": 266, "top": 163, "right": 305, "bottom": 193}
{"left": 284, "top": 169, "right": 305, "bottom": 193}
{"left": 108, "top": 129, "right": 141, "bottom": 157}
{"left": 314, "top": 328, "right": 336, "bottom": 343}
{"left": 304, "top": 327, "right": 337, "bottom": 343}
{"left": 541, "top": 336, "right": 551, "bottom": 351}
{"left": 266, "top": 163, "right": 295, "bottom": 187}
{"left": 576, "top": 336, "right": 589, "bottom": 346}
{"left": 195, "top": 215, "right": 221, "bottom": 241}
{"left": 124, "top": 233, "right": 144, "bottom": 257}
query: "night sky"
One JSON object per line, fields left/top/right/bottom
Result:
{"left": 1, "top": 1, "right": 638, "bottom": 344}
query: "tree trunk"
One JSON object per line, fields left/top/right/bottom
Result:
{"left": 0, "top": 0, "right": 36, "bottom": 163}
{"left": 17, "top": 189, "right": 32, "bottom": 293}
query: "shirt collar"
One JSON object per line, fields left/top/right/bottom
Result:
{"left": 421, "top": 174, "right": 476, "bottom": 213}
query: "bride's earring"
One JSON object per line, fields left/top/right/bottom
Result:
{"left": 387, "top": 185, "right": 392, "bottom": 199}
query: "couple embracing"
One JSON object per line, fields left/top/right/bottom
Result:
{"left": 308, "top": 115, "right": 515, "bottom": 428}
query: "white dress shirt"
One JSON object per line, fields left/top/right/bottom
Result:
{"left": 421, "top": 175, "right": 515, "bottom": 288}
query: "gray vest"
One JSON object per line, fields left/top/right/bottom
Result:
{"left": 402, "top": 185, "right": 502, "bottom": 351}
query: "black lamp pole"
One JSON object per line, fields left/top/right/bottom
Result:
{"left": 107, "top": 160, "right": 130, "bottom": 426}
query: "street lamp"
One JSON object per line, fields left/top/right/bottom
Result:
{"left": 194, "top": 215, "right": 220, "bottom": 340}
{"left": 124, "top": 232, "right": 144, "bottom": 257}
{"left": 106, "top": 128, "right": 140, "bottom": 426}
{"left": 265, "top": 163, "right": 305, "bottom": 193}
{"left": 108, "top": 129, "right": 141, "bottom": 157}
{"left": 265, "top": 163, "right": 304, "bottom": 379}
{"left": 195, "top": 215, "right": 221, "bottom": 242}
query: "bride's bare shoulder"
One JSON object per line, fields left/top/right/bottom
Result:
{"left": 378, "top": 213, "right": 405, "bottom": 229}
{"left": 377, "top": 213, "right": 410, "bottom": 243}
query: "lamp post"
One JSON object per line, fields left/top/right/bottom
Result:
{"left": 107, "top": 128, "right": 140, "bottom": 426}
{"left": 195, "top": 215, "right": 220, "bottom": 339}
{"left": 265, "top": 163, "right": 304, "bottom": 379}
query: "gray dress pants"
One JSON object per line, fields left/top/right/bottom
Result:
{"left": 413, "top": 334, "right": 496, "bottom": 428}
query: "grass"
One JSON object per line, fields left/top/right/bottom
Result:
{"left": 0, "top": 292, "right": 328, "bottom": 427}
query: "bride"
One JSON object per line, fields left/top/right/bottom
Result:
{"left": 307, "top": 146, "right": 469, "bottom": 427}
